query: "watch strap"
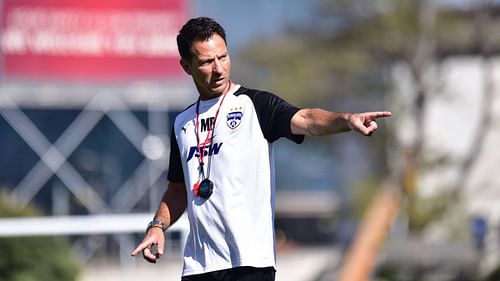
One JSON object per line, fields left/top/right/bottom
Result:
{"left": 146, "top": 220, "right": 167, "bottom": 232}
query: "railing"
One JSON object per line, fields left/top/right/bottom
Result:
{"left": 0, "top": 213, "right": 190, "bottom": 266}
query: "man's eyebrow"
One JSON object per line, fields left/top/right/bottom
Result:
{"left": 198, "top": 57, "right": 214, "bottom": 63}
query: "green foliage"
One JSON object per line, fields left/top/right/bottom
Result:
{"left": 236, "top": 33, "right": 387, "bottom": 107}
{"left": 483, "top": 265, "right": 500, "bottom": 281}
{"left": 0, "top": 192, "right": 81, "bottom": 281}
{"left": 376, "top": 263, "right": 407, "bottom": 281}
{"left": 0, "top": 195, "right": 40, "bottom": 218}
{"left": 350, "top": 179, "right": 382, "bottom": 219}
{"left": 0, "top": 236, "right": 81, "bottom": 281}
{"left": 405, "top": 190, "right": 456, "bottom": 233}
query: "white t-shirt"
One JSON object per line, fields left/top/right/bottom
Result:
{"left": 167, "top": 84, "right": 304, "bottom": 276}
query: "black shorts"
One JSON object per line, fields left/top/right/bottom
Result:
{"left": 181, "top": 266, "right": 276, "bottom": 281}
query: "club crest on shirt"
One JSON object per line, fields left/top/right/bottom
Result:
{"left": 226, "top": 108, "right": 243, "bottom": 129}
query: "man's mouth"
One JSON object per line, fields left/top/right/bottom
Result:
{"left": 212, "top": 78, "right": 224, "bottom": 86}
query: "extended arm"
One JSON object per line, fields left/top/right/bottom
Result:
{"left": 130, "top": 181, "right": 187, "bottom": 263}
{"left": 291, "top": 108, "right": 391, "bottom": 136}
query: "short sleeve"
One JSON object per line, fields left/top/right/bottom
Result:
{"left": 167, "top": 127, "right": 184, "bottom": 183}
{"left": 238, "top": 88, "right": 304, "bottom": 143}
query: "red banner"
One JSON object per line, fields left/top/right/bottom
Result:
{"left": 1, "top": 0, "right": 187, "bottom": 81}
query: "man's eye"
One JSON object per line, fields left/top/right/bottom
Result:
{"left": 200, "top": 60, "right": 212, "bottom": 66}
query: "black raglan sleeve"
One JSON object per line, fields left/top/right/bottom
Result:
{"left": 241, "top": 88, "right": 305, "bottom": 144}
{"left": 167, "top": 126, "right": 185, "bottom": 183}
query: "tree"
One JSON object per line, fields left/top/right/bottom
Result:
{"left": 0, "top": 192, "right": 81, "bottom": 281}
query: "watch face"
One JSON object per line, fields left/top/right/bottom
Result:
{"left": 198, "top": 179, "right": 213, "bottom": 199}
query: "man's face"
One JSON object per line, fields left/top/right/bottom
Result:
{"left": 181, "top": 34, "right": 231, "bottom": 100}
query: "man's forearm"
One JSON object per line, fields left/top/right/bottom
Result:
{"left": 154, "top": 182, "right": 187, "bottom": 229}
{"left": 291, "top": 108, "right": 352, "bottom": 136}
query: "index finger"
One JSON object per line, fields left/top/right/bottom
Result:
{"left": 366, "top": 111, "right": 392, "bottom": 119}
{"left": 131, "top": 239, "right": 154, "bottom": 256}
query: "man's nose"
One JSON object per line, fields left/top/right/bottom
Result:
{"left": 213, "top": 59, "right": 223, "bottom": 74}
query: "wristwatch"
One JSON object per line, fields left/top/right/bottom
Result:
{"left": 146, "top": 220, "right": 167, "bottom": 233}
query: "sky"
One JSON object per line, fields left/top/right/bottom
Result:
{"left": 190, "top": 0, "right": 316, "bottom": 52}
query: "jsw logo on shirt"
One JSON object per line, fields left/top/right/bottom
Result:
{"left": 186, "top": 143, "right": 223, "bottom": 162}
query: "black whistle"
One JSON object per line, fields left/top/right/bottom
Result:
{"left": 199, "top": 179, "right": 213, "bottom": 199}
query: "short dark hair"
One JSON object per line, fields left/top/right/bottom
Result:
{"left": 176, "top": 17, "right": 227, "bottom": 61}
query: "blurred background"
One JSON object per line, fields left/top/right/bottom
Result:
{"left": 1, "top": 0, "right": 500, "bottom": 280}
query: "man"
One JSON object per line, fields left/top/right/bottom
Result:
{"left": 131, "top": 17, "right": 391, "bottom": 281}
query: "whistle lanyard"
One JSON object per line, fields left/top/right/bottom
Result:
{"left": 194, "top": 92, "right": 228, "bottom": 179}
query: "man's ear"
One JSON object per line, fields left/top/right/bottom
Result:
{"left": 180, "top": 59, "right": 192, "bottom": 75}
